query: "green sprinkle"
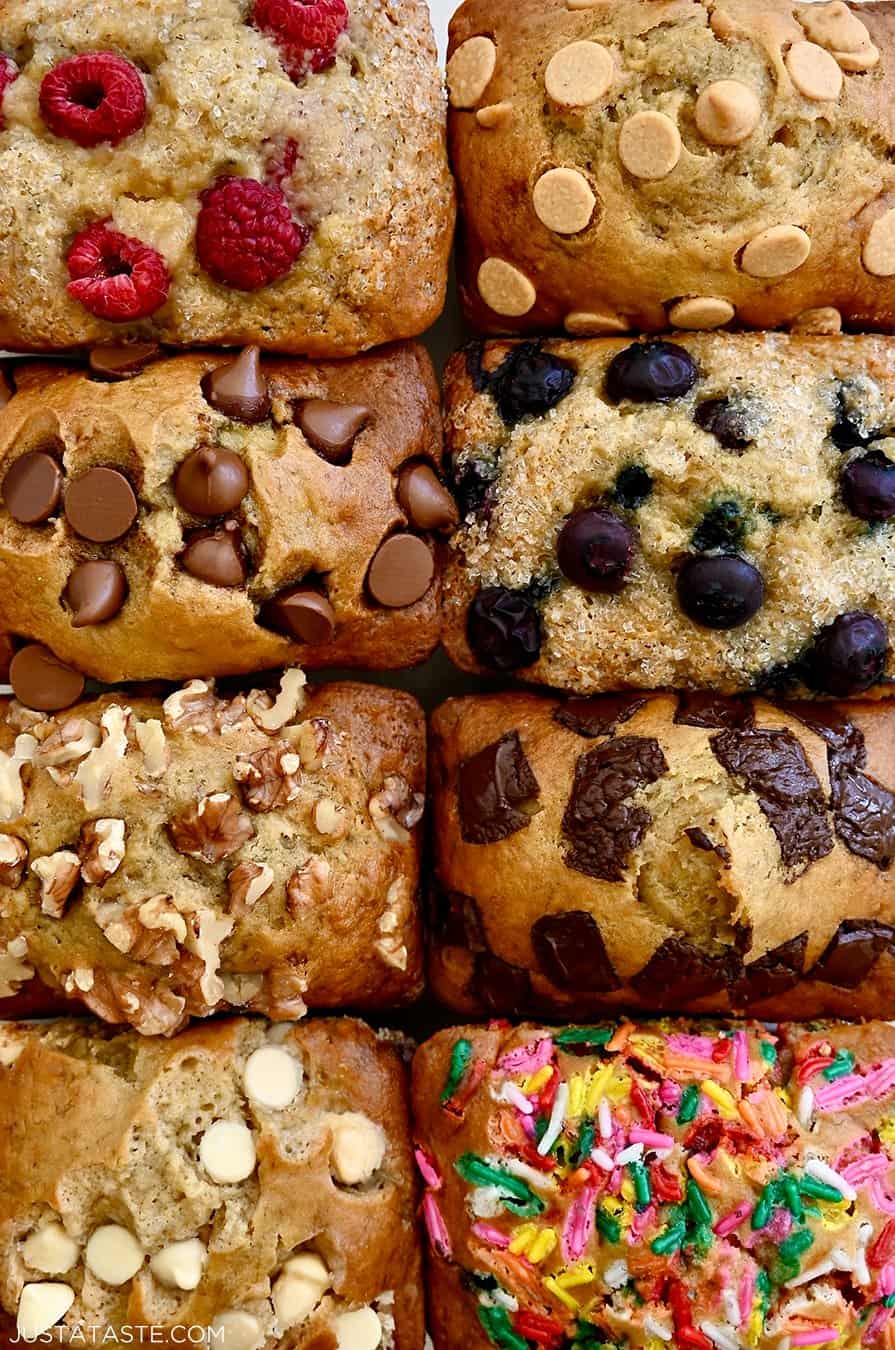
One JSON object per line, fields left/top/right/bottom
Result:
{"left": 770, "top": 1255, "right": 800, "bottom": 1287}
{"left": 573, "top": 1321, "right": 612, "bottom": 1350}
{"left": 779, "top": 1229, "right": 814, "bottom": 1263}
{"left": 629, "top": 1159, "right": 651, "bottom": 1210}
{"left": 823, "top": 1049, "right": 855, "bottom": 1082}
{"left": 556, "top": 1027, "right": 614, "bottom": 1047}
{"left": 751, "top": 1180, "right": 778, "bottom": 1230}
{"left": 798, "top": 1175, "right": 844, "bottom": 1203}
{"left": 441, "top": 1039, "right": 472, "bottom": 1102}
{"left": 756, "top": 1269, "right": 771, "bottom": 1303}
{"left": 678, "top": 1084, "right": 700, "bottom": 1124}
{"left": 574, "top": 1120, "right": 595, "bottom": 1167}
{"left": 478, "top": 1305, "right": 529, "bottom": 1350}
{"left": 454, "top": 1154, "right": 545, "bottom": 1217}
{"left": 884, "top": 1295, "right": 895, "bottom": 1309}
{"left": 651, "top": 1225, "right": 686, "bottom": 1255}
{"left": 687, "top": 1180, "right": 712, "bottom": 1228}
{"left": 781, "top": 1175, "right": 804, "bottom": 1221}
{"left": 596, "top": 1207, "right": 621, "bottom": 1244}
{"left": 760, "top": 1041, "right": 778, "bottom": 1065}
{"left": 689, "top": 1224, "right": 714, "bottom": 1258}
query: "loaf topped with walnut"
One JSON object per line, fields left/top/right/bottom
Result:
{"left": 448, "top": 0, "right": 893, "bottom": 338}
{"left": 0, "top": 670, "right": 425, "bottom": 1035}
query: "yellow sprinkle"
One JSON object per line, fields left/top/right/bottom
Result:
{"left": 747, "top": 1307, "right": 763, "bottom": 1347}
{"left": 879, "top": 1118, "right": 895, "bottom": 1146}
{"left": 524, "top": 1066, "right": 552, "bottom": 1095}
{"left": 584, "top": 1064, "right": 613, "bottom": 1114}
{"left": 775, "top": 1087, "right": 792, "bottom": 1109}
{"left": 646, "top": 1339, "right": 667, "bottom": 1350}
{"left": 602, "top": 1196, "right": 626, "bottom": 1219}
{"left": 620, "top": 1177, "right": 635, "bottom": 1203}
{"left": 715, "top": 1149, "right": 739, "bottom": 1178}
{"left": 608, "top": 1074, "right": 632, "bottom": 1103}
{"left": 528, "top": 1229, "right": 557, "bottom": 1264}
{"left": 568, "top": 1074, "right": 585, "bottom": 1119}
{"left": 702, "top": 1081, "right": 737, "bottom": 1118}
{"left": 544, "top": 1276, "right": 579, "bottom": 1312}
{"left": 509, "top": 1224, "right": 537, "bottom": 1256}
{"left": 556, "top": 1264, "right": 595, "bottom": 1290}
{"left": 818, "top": 1201, "right": 851, "bottom": 1231}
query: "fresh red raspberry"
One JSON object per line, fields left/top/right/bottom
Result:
{"left": 67, "top": 221, "right": 170, "bottom": 321}
{"left": 40, "top": 52, "right": 146, "bottom": 147}
{"left": 196, "top": 176, "right": 308, "bottom": 291}
{"left": 0, "top": 56, "right": 18, "bottom": 130}
{"left": 252, "top": 0, "right": 349, "bottom": 78}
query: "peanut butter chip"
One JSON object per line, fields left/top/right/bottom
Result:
{"left": 532, "top": 168, "right": 596, "bottom": 235}
{"left": 668, "top": 296, "right": 736, "bottom": 330}
{"left": 791, "top": 306, "right": 842, "bottom": 335}
{"left": 544, "top": 41, "right": 613, "bottom": 107}
{"left": 786, "top": 41, "right": 843, "bottom": 101}
{"left": 740, "top": 225, "right": 811, "bottom": 278}
{"left": 863, "top": 210, "right": 895, "bottom": 278}
{"left": 477, "top": 258, "right": 537, "bottom": 316}
{"left": 476, "top": 102, "right": 513, "bottom": 129}
{"left": 799, "top": 2, "right": 879, "bottom": 71}
{"left": 447, "top": 36, "right": 497, "bottom": 109}
{"left": 564, "top": 311, "right": 629, "bottom": 336}
{"left": 618, "top": 111, "right": 681, "bottom": 180}
{"left": 695, "top": 80, "right": 761, "bottom": 146}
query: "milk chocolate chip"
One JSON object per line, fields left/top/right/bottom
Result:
{"left": 65, "top": 467, "right": 138, "bottom": 543}
{"left": 675, "top": 692, "right": 755, "bottom": 730}
{"left": 731, "top": 933, "right": 808, "bottom": 1007}
{"left": 181, "top": 521, "right": 247, "bottom": 587}
{"left": 459, "top": 731, "right": 540, "bottom": 844}
{"left": 9, "top": 644, "right": 85, "bottom": 712}
{"left": 201, "top": 347, "right": 271, "bottom": 423}
{"left": 89, "top": 343, "right": 161, "bottom": 381}
{"left": 531, "top": 911, "right": 620, "bottom": 991}
{"left": 554, "top": 693, "right": 648, "bottom": 739}
{"left": 396, "top": 463, "right": 459, "bottom": 532}
{"left": 261, "top": 586, "right": 336, "bottom": 645}
{"left": 631, "top": 937, "right": 742, "bottom": 1002}
{"left": 174, "top": 447, "right": 249, "bottom": 517}
{"left": 64, "top": 560, "right": 127, "bottom": 627}
{"left": 562, "top": 736, "right": 668, "bottom": 882}
{"left": 298, "top": 400, "right": 370, "bottom": 464}
{"left": 812, "top": 919, "right": 895, "bottom": 988}
{"left": 367, "top": 534, "right": 434, "bottom": 608}
{"left": 2, "top": 451, "right": 64, "bottom": 525}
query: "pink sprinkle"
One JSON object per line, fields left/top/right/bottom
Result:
{"left": 471, "top": 1222, "right": 510, "bottom": 1249}
{"left": 414, "top": 1147, "right": 442, "bottom": 1190}
{"left": 867, "top": 1060, "right": 895, "bottom": 1097}
{"left": 502, "top": 1082, "right": 535, "bottom": 1115}
{"left": 607, "top": 1167, "right": 623, "bottom": 1195}
{"left": 878, "top": 1264, "right": 895, "bottom": 1298}
{"left": 790, "top": 1329, "right": 839, "bottom": 1346}
{"left": 659, "top": 1079, "right": 682, "bottom": 1108}
{"left": 520, "top": 1114, "right": 536, "bottom": 1139}
{"left": 497, "top": 1037, "right": 554, "bottom": 1075}
{"left": 714, "top": 1201, "right": 753, "bottom": 1238}
{"left": 423, "top": 1192, "right": 452, "bottom": 1259}
{"left": 667, "top": 1034, "right": 714, "bottom": 1060}
{"left": 842, "top": 1154, "right": 889, "bottom": 1186}
{"left": 864, "top": 1307, "right": 892, "bottom": 1344}
{"left": 629, "top": 1127, "right": 675, "bottom": 1151}
{"left": 562, "top": 1185, "right": 596, "bottom": 1263}
{"left": 628, "top": 1204, "right": 655, "bottom": 1242}
{"left": 871, "top": 1178, "right": 895, "bottom": 1215}
{"left": 815, "top": 1073, "right": 866, "bottom": 1111}
{"left": 739, "top": 1266, "right": 756, "bottom": 1327}
{"left": 733, "top": 1031, "right": 749, "bottom": 1083}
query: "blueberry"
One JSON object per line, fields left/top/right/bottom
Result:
{"left": 807, "top": 612, "right": 889, "bottom": 696}
{"left": 450, "top": 454, "right": 499, "bottom": 518}
{"left": 467, "top": 586, "right": 542, "bottom": 672}
{"left": 557, "top": 508, "right": 635, "bottom": 593}
{"left": 841, "top": 450, "right": 895, "bottom": 522}
{"left": 612, "top": 465, "right": 653, "bottom": 510}
{"left": 694, "top": 397, "right": 754, "bottom": 452}
{"left": 676, "top": 554, "right": 765, "bottom": 630}
{"left": 491, "top": 344, "right": 575, "bottom": 426}
{"left": 606, "top": 341, "right": 697, "bottom": 404}
{"left": 692, "top": 500, "right": 746, "bottom": 554}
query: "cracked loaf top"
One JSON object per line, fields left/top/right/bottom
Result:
{"left": 0, "top": 1016, "right": 423, "bottom": 1350}
{"left": 447, "top": 0, "right": 892, "bottom": 339}
{"left": 429, "top": 691, "right": 895, "bottom": 1020}
{"left": 0, "top": 669, "right": 425, "bottom": 1036}
{"left": 413, "top": 1019, "right": 895, "bottom": 1350}
{"left": 0, "top": 0, "right": 453, "bottom": 354}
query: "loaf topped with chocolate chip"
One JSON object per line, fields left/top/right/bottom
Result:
{"left": 0, "top": 343, "right": 450, "bottom": 687}
{"left": 442, "top": 334, "right": 895, "bottom": 698}
{"left": 0, "top": 0, "right": 453, "bottom": 354}
{"left": 448, "top": 0, "right": 892, "bottom": 338}
{"left": 430, "top": 690, "right": 895, "bottom": 1019}
{"left": 0, "top": 670, "right": 425, "bottom": 1034}
{"left": 0, "top": 1016, "right": 423, "bottom": 1349}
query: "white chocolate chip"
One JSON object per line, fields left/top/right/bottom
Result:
{"left": 85, "top": 1225, "right": 144, "bottom": 1286}
{"left": 272, "top": 1253, "right": 330, "bottom": 1330}
{"left": 199, "top": 1120, "right": 256, "bottom": 1183}
{"left": 135, "top": 719, "right": 168, "bottom": 778}
{"left": 618, "top": 111, "right": 681, "bottom": 180}
{"left": 694, "top": 80, "right": 761, "bottom": 146}
{"left": 243, "top": 1045, "right": 302, "bottom": 1109}
{"left": 75, "top": 706, "right": 129, "bottom": 812}
{"left": 477, "top": 258, "right": 536, "bottom": 317}
{"left": 447, "top": 36, "right": 496, "bottom": 109}
{"left": 476, "top": 102, "right": 513, "bottom": 129}
{"left": 17, "top": 1283, "right": 75, "bottom": 1340}
{"left": 544, "top": 41, "right": 613, "bottom": 107}
{"left": 740, "top": 225, "right": 811, "bottom": 278}
{"left": 863, "top": 210, "right": 895, "bottom": 278}
{"left": 248, "top": 669, "right": 307, "bottom": 733}
{"left": 210, "top": 1311, "right": 265, "bottom": 1350}
{"left": 799, "top": 2, "right": 879, "bottom": 71}
{"left": 791, "top": 306, "right": 842, "bottom": 335}
{"left": 326, "top": 1113, "right": 386, "bottom": 1185}
{"left": 668, "top": 296, "right": 735, "bottom": 330}
{"left": 564, "top": 310, "right": 628, "bottom": 336}
{"left": 333, "top": 1307, "right": 383, "bottom": 1350}
{"left": 786, "top": 41, "right": 843, "bottom": 101}
{"left": 23, "top": 1224, "right": 79, "bottom": 1276}
{"left": 0, "top": 733, "right": 38, "bottom": 823}
{"left": 532, "top": 168, "right": 596, "bottom": 235}
{"left": 150, "top": 1238, "right": 206, "bottom": 1291}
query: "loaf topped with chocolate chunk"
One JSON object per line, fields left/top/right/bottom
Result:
{"left": 430, "top": 690, "right": 895, "bottom": 1020}
{"left": 442, "top": 334, "right": 895, "bottom": 698}
{"left": 0, "top": 344, "right": 451, "bottom": 688}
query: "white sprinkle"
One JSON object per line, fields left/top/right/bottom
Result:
{"left": 700, "top": 1321, "right": 741, "bottom": 1350}
{"left": 786, "top": 1259, "right": 834, "bottom": 1289}
{"left": 804, "top": 1157, "right": 857, "bottom": 1202}
{"left": 615, "top": 1143, "right": 644, "bottom": 1166}
{"left": 721, "top": 1289, "right": 741, "bottom": 1329}
{"left": 537, "top": 1081, "right": 569, "bottom": 1156}
{"left": 504, "top": 1158, "right": 556, "bottom": 1191}
{"left": 591, "top": 1147, "right": 615, "bottom": 1171}
{"left": 598, "top": 1098, "right": 612, "bottom": 1139}
{"left": 830, "top": 1247, "right": 853, "bottom": 1272}
{"left": 796, "top": 1085, "right": 815, "bottom": 1128}
{"left": 644, "top": 1316, "right": 672, "bottom": 1342}
{"left": 855, "top": 1221, "right": 873, "bottom": 1286}
{"left": 604, "top": 1259, "right": 629, "bottom": 1290}
{"left": 491, "top": 1290, "right": 519, "bottom": 1312}
{"left": 501, "top": 1083, "right": 534, "bottom": 1115}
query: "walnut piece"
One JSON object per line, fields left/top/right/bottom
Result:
{"left": 0, "top": 834, "right": 28, "bottom": 887}
{"left": 375, "top": 878, "right": 411, "bottom": 972}
{"left": 182, "top": 907, "right": 235, "bottom": 1007}
{"left": 258, "top": 961, "right": 308, "bottom": 1021}
{"left": 31, "top": 851, "right": 80, "bottom": 918}
{"left": 0, "top": 935, "right": 33, "bottom": 998}
{"left": 368, "top": 776, "right": 424, "bottom": 844}
{"left": 80, "top": 819, "right": 126, "bottom": 885}
{"left": 75, "top": 706, "right": 129, "bottom": 811}
{"left": 80, "top": 968, "right": 188, "bottom": 1036}
{"left": 36, "top": 717, "right": 101, "bottom": 767}
{"left": 94, "top": 897, "right": 182, "bottom": 966}
{"left": 63, "top": 967, "right": 95, "bottom": 994}
{"left": 135, "top": 719, "right": 168, "bottom": 779}
{"left": 0, "top": 733, "right": 38, "bottom": 824}
{"left": 286, "top": 857, "right": 332, "bottom": 914}
{"left": 293, "top": 718, "right": 328, "bottom": 772}
{"left": 227, "top": 861, "right": 275, "bottom": 916}
{"left": 169, "top": 793, "right": 254, "bottom": 863}
{"left": 247, "top": 669, "right": 307, "bottom": 733}
{"left": 233, "top": 744, "right": 302, "bottom": 813}
{"left": 162, "top": 680, "right": 216, "bottom": 732}
{"left": 314, "top": 798, "right": 349, "bottom": 839}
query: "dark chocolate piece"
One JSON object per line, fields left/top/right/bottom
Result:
{"left": 630, "top": 936, "right": 742, "bottom": 1002}
{"left": 530, "top": 910, "right": 620, "bottom": 991}
{"left": 562, "top": 736, "right": 668, "bottom": 882}
{"left": 554, "top": 693, "right": 649, "bottom": 739}
{"left": 459, "top": 731, "right": 540, "bottom": 845}
{"left": 731, "top": 933, "right": 808, "bottom": 1007}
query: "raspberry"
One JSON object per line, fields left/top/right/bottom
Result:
{"left": 40, "top": 52, "right": 146, "bottom": 147}
{"left": 196, "top": 177, "right": 308, "bottom": 291}
{"left": 0, "top": 55, "right": 18, "bottom": 130}
{"left": 67, "top": 221, "right": 170, "bottom": 321}
{"left": 252, "top": 0, "right": 349, "bottom": 78}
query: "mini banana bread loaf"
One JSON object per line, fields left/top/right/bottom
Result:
{"left": 413, "top": 1018, "right": 895, "bottom": 1350}
{"left": 0, "top": 670, "right": 425, "bottom": 1035}
{"left": 448, "top": 0, "right": 892, "bottom": 339}
{"left": 0, "top": 0, "right": 453, "bottom": 355}
{"left": 0, "top": 344, "right": 451, "bottom": 688}
{"left": 442, "top": 334, "right": 895, "bottom": 698}
{"left": 0, "top": 1016, "right": 423, "bottom": 1349}
{"left": 430, "top": 690, "right": 895, "bottom": 1019}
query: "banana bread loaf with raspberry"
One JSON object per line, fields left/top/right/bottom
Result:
{"left": 430, "top": 690, "right": 895, "bottom": 1019}
{"left": 442, "top": 334, "right": 895, "bottom": 699}
{"left": 0, "top": 1016, "right": 423, "bottom": 1349}
{"left": 0, "top": 344, "right": 450, "bottom": 688}
{"left": 0, "top": 0, "right": 453, "bottom": 355}
{"left": 448, "top": 0, "right": 892, "bottom": 339}
{"left": 413, "top": 1018, "right": 895, "bottom": 1350}
{"left": 0, "top": 671, "right": 425, "bottom": 1035}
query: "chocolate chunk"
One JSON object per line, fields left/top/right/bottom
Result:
{"left": 459, "top": 730, "right": 540, "bottom": 844}
{"left": 606, "top": 341, "right": 697, "bottom": 404}
{"left": 467, "top": 586, "right": 542, "bottom": 673}
{"left": 675, "top": 693, "right": 755, "bottom": 730}
{"left": 174, "top": 447, "right": 249, "bottom": 517}
{"left": 64, "top": 560, "right": 127, "bottom": 627}
{"left": 612, "top": 465, "right": 653, "bottom": 510}
{"left": 531, "top": 910, "right": 620, "bottom": 991}
{"left": 711, "top": 728, "right": 834, "bottom": 871}
{"left": 812, "top": 919, "right": 895, "bottom": 988}
{"left": 562, "top": 736, "right": 669, "bottom": 881}
{"left": 685, "top": 826, "right": 731, "bottom": 863}
{"left": 830, "top": 765, "right": 895, "bottom": 870}
{"left": 260, "top": 586, "right": 336, "bottom": 645}
{"left": 694, "top": 397, "right": 755, "bottom": 452}
{"left": 554, "top": 693, "right": 648, "bottom": 739}
{"left": 88, "top": 343, "right": 160, "bottom": 381}
{"left": 731, "top": 933, "right": 808, "bottom": 1007}
{"left": 9, "top": 644, "right": 85, "bottom": 712}
{"left": 788, "top": 703, "right": 866, "bottom": 769}
{"left": 472, "top": 951, "right": 533, "bottom": 1016}
{"left": 201, "top": 346, "right": 271, "bottom": 423}
{"left": 631, "top": 936, "right": 742, "bottom": 1002}
{"left": 432, "top": 889, "right": 487, "bottom": 951}
{"left": 396, "top": 462, "right": 459, "bottom": 533}
{"left": 490, "top": 344, "right": 576, "bottom": 426}
{"left": 298, "top": 399, "right": 369, "bottom": 463}
{"left": 366, "top": 534, "right": 434, "bottom": 608}
{"left": 2, "top": 450, "right": 63, "bottom": 524}
{"left": 180, "top": 521, "right": 247, "bottom": 587}
{"left": 64, "top": 467, "right": 138, "bottom": 543}
{"left": 557, "top": 508, "right": 636, "bottom": 593}
{"left": 807, "top": 612, "right": 889, "bottom": 697}
{"left": 676, "top": 554, "right": 764, "bottom": 630}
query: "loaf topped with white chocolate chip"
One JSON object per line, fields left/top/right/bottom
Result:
{"left": 0, "top": 1016, "right": 424, "bottom": 1350}
{"left": 0, "top": 342, "right": 450, "bottom": 686}
{"left": 0, "top": 671, "right": 425, "bottom": 1034}
{"left": 447, "top": 0, "right": 894, "bottom": 338}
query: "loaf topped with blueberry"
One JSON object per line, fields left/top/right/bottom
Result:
{"left": 0, "top": 0, "right": 453, "bottom": 354}
{"left": 442, "top": 334, "right": 895, "bottom": 699}
{"left": 448, "top": 0, "right": 892, "bottom": 338}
